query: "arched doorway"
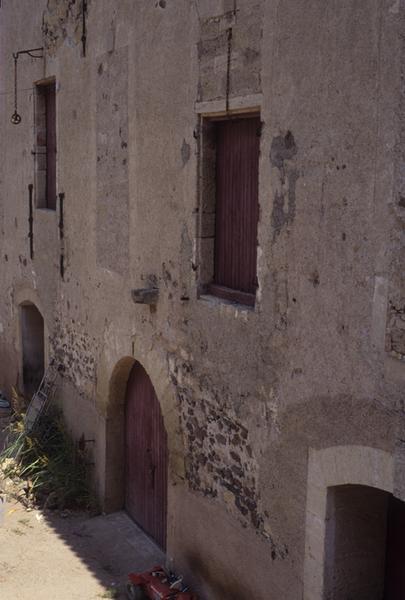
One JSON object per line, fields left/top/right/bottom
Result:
{"left": 324, "top": 484, "right": 405, "bottom": 599}
{"left": 125, "top": 361, "right": 168, "bottom": 550}
{"left": 20, "top": 303, "right": 45, "bottom": 398}
{"left": 303, "top": 445, "right": 405, "bottom": 600}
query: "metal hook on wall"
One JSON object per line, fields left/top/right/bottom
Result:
{"left": 82, "top": 0, "right": 88, "bottom": 57}
{"left": 11, "top": 47, "right": 44, "bottom": 125}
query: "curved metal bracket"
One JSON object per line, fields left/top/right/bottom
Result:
{"left": 11, "top": 47, "right": 44, "bottom": 125}
{"left": 13, "top": 47, "right": 44, "bottom": 60}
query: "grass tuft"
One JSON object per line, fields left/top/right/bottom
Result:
{"left": 0, "top": 408, "right": 96, "bottom": 511}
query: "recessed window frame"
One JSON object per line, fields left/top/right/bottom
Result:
{"left": 197, "top": 108, "right": 261, "bottom": 308}
{"left": 33, "top": 77, "right": 57, "bottom": 210}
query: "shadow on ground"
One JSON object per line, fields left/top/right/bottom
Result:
{"left": 43, "top": 509, "right": 165, "bottom": 598}
{"left": 0, "top": 502, "right": 165, "bottom": 600}
{"left": 0, "top": 417, "right": 164, "bottom": 600}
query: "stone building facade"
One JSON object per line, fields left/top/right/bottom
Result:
{"left": 0, "top": 1, "right": 404, "bottom": 598}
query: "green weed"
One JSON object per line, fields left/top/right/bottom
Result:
{"left": 0, "top": 409, "right": 96, "bottom": 510}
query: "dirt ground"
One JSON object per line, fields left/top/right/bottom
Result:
{"left": 0, "top": 499, "right": 164, "bottom": 600}
{"left": 0, "top": 413, "right": 164, "bottom": 599}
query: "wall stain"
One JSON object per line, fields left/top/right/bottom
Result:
{"left": 181, "top": 139, "right": 191, "bottom": 167}
{"left": 386, "top": 300, "right": 405, "bottom": 359}
{"left": 270, "top": 131, "right": 299, "bottom": 239}
{"left": 42, "top": 0, "right": 87, "bottom": 55}
{"left": 270, "top": 130, "right": 297, "bottom": 181}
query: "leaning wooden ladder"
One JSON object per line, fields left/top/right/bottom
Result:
{"left": 24, "top": 361, "right": 60, "bottom": 433}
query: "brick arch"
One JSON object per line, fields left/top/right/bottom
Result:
{"left": 303, "top": 445, "right": 394, "bottom": 600}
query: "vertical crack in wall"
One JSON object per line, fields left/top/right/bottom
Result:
{"left": 197, "top": 2, "right": 263, "bottom": 103}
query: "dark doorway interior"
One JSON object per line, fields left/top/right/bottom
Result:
{"left": 384, "top": 495, "right": 405, "bottom": 599}
{"left": 125, "top": 362, "right": 168, "bottom": 550}
{"left": 324, "top": 485, "right": 405, "bottom": 600}
{"left": 21, "top": 303, "right": 45, "bottom": 398}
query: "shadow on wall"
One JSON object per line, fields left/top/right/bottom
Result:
{"left": 104, "top": 356, "right": 136, "bottom": 513}
{"left": 39, "top": 509, "right": 164, "bottom": 597}
{"left": 186, "top": 551, "right": 252, "bottom": 600}
{"left": 324, "top": 485, "right": 405, "bottom": 600}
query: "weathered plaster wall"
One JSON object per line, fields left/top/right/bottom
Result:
{"left": 0, "top": 1, "right": 404, "bottom": 599}
{"left": 96, "top": 45, "right": 129, "bottom": 274}
{"left": 42, "top": 0, "right": 84, "bottom": 56}
{"left": 0, "top": 0, "right": 57, "bottom": 395}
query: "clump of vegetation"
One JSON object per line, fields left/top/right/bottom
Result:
{"left": 9, "top": 385, "right": 28, "bottom": 416}
{"left": 0, "top": 407, "right": 96, "bottom": 511}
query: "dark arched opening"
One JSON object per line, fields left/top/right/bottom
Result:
{"left": 324, "top": 484, "right": 405, "bottom": 600}
{"left": 20, "top": 303, "right": 45, "bottom": 398}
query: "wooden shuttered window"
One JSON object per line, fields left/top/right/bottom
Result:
{"left": 45, "top": 83, "right": 56, "bottom": 210}
{"left": 208, "top": 115, "right": 260, "bottom": 306}
{"left": 35, "top": 80, "right": 56, "bottom": 210}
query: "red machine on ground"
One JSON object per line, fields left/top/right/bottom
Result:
{"left": 126, "top": 566, "right": 198, "bottom": 600}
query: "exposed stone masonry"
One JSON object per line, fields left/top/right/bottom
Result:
{"left": 169, "top": 355, "right": 287, "bottom": 559}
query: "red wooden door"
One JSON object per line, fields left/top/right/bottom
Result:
{"left": 125, "top": 362, "right": 168, "bottom": 550}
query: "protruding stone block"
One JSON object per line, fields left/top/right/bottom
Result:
{"left": 131, "top": 287, "right": 159, "bottom": 305}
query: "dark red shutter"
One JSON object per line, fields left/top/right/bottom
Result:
{"left": 210, "top": 116, "right": 260, "bottom": 305}
{"left": 45, "top": 83, "right": 56, "bottom": 210}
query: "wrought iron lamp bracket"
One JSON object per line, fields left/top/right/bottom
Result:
{"left": 11, "top": 46, "right": 44, "bottom": 125}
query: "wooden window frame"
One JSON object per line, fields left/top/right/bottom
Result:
{"left": 198, "top": 112, "right": 261, "bottom": 308}
{"left": 34, "top": 77, "right": 56, "bottom": 210}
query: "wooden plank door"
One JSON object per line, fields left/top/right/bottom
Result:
{"left": 213, "top": 116, "right": 260, "bottom": 297}
{"left": 384, "top": 495, "right": 405, "bottom": 598}
{"left": 125, "top": 362, "right": 168, "bottom": 550}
